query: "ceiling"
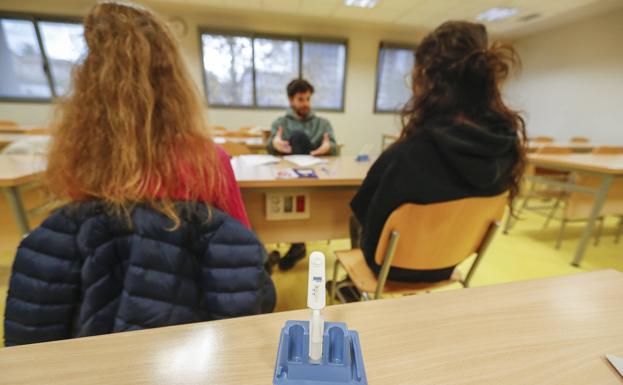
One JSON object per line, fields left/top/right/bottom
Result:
{"left": 157, "top": 0, "right": 623, "bottom": 37}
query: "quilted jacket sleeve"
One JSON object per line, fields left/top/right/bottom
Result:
{"left": 4, "top": 210, "right": 82, "bottom": 346}
{"left": 201, "top": 216, "right": 276, "bottom": 319}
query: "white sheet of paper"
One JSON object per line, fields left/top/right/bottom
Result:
{"left": 283, "top": 155, "right": 328, "bottom": 167}
{"left": 607, "top": 355, "right": 623, "bottom": 378}
{"left": 237, "top": 155, "right": 281, "bottom": 167}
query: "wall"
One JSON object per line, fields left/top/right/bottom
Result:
{"left": 0, "top": 0, "right": 425, "bottom": 155}
{"left": 506, "top": 8, "right": 623, "bottom": 144}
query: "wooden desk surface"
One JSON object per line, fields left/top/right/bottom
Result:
{"left": 528, "top": 153, "right": 623, "bottom": 175}
{"left": 0, "top": 155, "right": 46, "bottom": 187}
{"left": 0, "top": 125, "right": 49, "bottom": 135}
{"left": 232, "top": 156, "right": 372, "bottom": 188}
{"left": 0, "top": 133, "right": 50, "bottom": 146}
{"left": 1, "top": 270, "right": 622, "bottom": 385}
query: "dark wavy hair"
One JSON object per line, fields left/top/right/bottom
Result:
{"left": 400, "top": 21, "right": 527, "bottom": 207}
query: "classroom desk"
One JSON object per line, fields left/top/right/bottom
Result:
{"left": 1, "top": 270, "right": 622, "bottom": 385}
{"left": 0, "top": 133, "right": 50, "bottom": 147}
{"left": 0, "top": 125, "right": 49, "bottom": 135}
{"left": 527, "top": 153, "right": 623, "bottom": 266}
{"left": 214, "top": 136, "right": 266, "bottom": 151}
{"left": 527, "top": 142, "right": 598, "bottom": 153}
{"left": 216, "top": 137, "right": 345, "bottom": 154}
{"left": 232, "top": 156, "right": 372, "bottom": 243}
{"left": 0, "top": 155, "right": 47, "bottom": 234}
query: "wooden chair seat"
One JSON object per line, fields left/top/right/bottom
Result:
{"left": 335, "top": 248, "right": 462, "bottom": 295}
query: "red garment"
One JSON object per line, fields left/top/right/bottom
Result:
{"left": 150, "top": 144, "right": 250, "bottom": 228}
{"left": 214, "top": 145, "right": 251, "bottom": 228}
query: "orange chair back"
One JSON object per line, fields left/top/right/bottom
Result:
{"left": 592, "top": 146, "right": 623, "bottom": 154}
{"left": 220, "top": 141, "right": 251, "bottom": 156}
{"left": 570, "top": 136, "right": 590, "bottom": 143}
{"left": 536, "top": 146, "right": 573, "bottom": 155}
{"left": 531, "top": 136, "right": 554, "bottom": 143}
{"left": 374, "top": 194, "right": 507, "bottom": 270}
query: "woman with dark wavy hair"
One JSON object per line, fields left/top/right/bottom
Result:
{"left": 350, "top": 21, "right": 527, "bottom": 283}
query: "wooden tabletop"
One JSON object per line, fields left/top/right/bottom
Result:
{"left": 0, "top": 155, "right": 47, "bottom": 187}
{"left": 0, "top": 133, "right": 50, "bottom": 146}
{"left": 0, "top": 125, "right": 49, "bottom": 135}
{"left": 1, "top": 270, "right": 622, "bottom": 385}
{"left": 232, "top": 155, "right": 372, "bottom": 188}
{"left": 528, "top": 153, "right": 623, "bottom": 175}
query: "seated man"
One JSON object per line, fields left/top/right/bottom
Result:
{"left": 266, "top": 79, "right": 338, "bottom": 271}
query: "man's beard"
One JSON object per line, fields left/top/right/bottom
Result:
{"left": 293, "top": 107, "right": 310, "bottom": 118}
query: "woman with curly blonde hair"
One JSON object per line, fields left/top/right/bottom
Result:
{"left": 5, "top": 2, "right": 274, "bottom": 346}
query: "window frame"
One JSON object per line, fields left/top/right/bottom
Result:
{"left": 0, "top": 11, "right": 82, "bottom": 103}
{"left": 198, "top": 27, "right": 348, "bottom": 112}
{"left": 373, "top": 41, "right": 417, "bottom": 114}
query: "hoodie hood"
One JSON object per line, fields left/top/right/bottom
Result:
{"left": 427, "top": 120, "right": 518, "bottom": 189}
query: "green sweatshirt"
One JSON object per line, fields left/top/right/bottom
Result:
{"left": 267, "top": 108, "right": 337, "bottom": 155}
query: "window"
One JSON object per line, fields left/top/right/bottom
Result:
{"left": 201, "top": 34, "right": 254, "bottom": 107}
{"left": 302, "top": 41, "right": 346, "bottom": 110}
{"left": 0, "top": 14, "right": 85, "bottom": 102}
{"left": 374, "top": 43, "right": 416, "bottom": 113}
{"left": 39, "top": 21, "right": 86, "bottom": 96}
{"left": 0, "top": 18, "right": 50, "bottom": 99}
{"left": 254, "top": 37, "right": 300, "bottom": 108}
{"left": 200, "top": 30, "right": 347, "bottom": 111}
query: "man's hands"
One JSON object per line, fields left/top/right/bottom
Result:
{"left": 310, "top": 132, "right": 331, "bottom": 156}
{"left": 272, "top": 126, "right": 292, "bottom": 154}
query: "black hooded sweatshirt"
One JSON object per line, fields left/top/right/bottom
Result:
{"left": 350, "top": 118, "right": 518, "bottom": 282}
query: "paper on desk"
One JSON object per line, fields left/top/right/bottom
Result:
{"left": 238, "top": 155, "right": 281, "bottom": 167}
{"left": 283, "top": 155, "right": 328, "bottom": 167}
{"left": 607, "top": 355, "right": 623, "bottom": 378}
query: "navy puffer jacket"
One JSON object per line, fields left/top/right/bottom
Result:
{"left": 4, "top": 202, "right": 276, "bottom": 346}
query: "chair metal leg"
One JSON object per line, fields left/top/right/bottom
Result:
{"left": 543, "top": 197, "right": 561, "bottom": 229}
{"left": 374, "top": 231, "right": 400, "bottom": 300}
{"left": 330, "top": 259, "right": 340, "bottom": 305}
{"left": 556, "top": 219, "right": 567, "bottom": 249}
{"left": 593, "top": 217, "right": 604, "bottom": 247}
{"left": 572, "top": 175, "right": 613, "bottom": 267}
{"left": 464, "top": 221, "right": 500, "bottom": 287}
{"left": 503, "top": 204, "right": 515, "bottom": 234}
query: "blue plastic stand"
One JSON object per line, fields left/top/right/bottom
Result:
{"left": 273, "top": 320, "right": 367, "bottom": 385}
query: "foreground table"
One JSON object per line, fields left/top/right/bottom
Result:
{"left": 232, "top": 156, "right": 372, "bottom": 243}
{"left": 1, "top": 270, "right": 622, "bottom": 384}
{"left": 527, "top": 153, "right": 623, "bottom": 266}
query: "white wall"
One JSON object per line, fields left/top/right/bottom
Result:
{"left": 0, "top": 0, "right": 424, "bottom": 155}
{"left": 506, "top": 8, "right": 623, "bottom": 144}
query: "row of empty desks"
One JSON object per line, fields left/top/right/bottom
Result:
{"left": 527, "top": 153, "right": 623, "bottom": 266}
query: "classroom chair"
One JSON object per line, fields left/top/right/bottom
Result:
{"left": 220, "top": 141, "right": 252, "bottom": 157}
{"left": 530, "top": 136, "right": 554, "bottom": 143}
{"left": 570, "top": 136, "right": 590, "bottom": 143}
{"left": 592, "top": 146, "right": 623, "bottom": 154}
{"left": 330, "top": 194, "right": 507, "bottom": 302}
{"left": 504, "top": 146, "right": 572, "bottom": 233}
{"left": 381, "top": 134, "right": 398, "bottom": 151}
{"left": 541, "top": 146, "right": 623, "bottom": 247}
{"left": 543, "top": 173, "right": 623, "bottom": 248}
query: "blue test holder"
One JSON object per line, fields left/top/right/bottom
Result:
{"left": 273, "top": 320, "right": 367, "bottom": 385}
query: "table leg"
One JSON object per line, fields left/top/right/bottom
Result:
{"left": 571, "top": 175, "right": 613, "bottom": 267}
{"left": 2, "top": 186, "right": 30, "bottom": 235}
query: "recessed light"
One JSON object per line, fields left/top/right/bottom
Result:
{"left": 476, "top": 7, "right": 519, "bottom": 22}
{"left": 344, "top": 0, "right": 379, "bottom": 9}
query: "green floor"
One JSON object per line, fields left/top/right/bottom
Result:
{"left": 0, "top": 210, "right": 621, "bottom": 346}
